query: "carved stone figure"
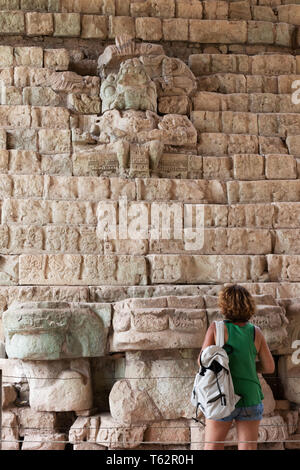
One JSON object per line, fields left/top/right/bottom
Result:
{"left": 100, "top": 58, "right": 158, "bottom": 113}
{"left": 97, "top": 36, "right": 197, "bottom": 99}
{"left": 91, "top": 110, "right": 197, "bottom": 147}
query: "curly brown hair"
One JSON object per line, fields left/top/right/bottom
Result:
{"left": 218, "top": 284, "right": 256, "bottom": 322}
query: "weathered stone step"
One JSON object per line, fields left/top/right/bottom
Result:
{"left": 0, "top": 105, "right": 70, "bottom": 129}
{"left": 200, "top": 154, "right": 299, "bottom": 181}
{"left": 0, "top": 47, "right": 70, "bottom": 70}
{"left": 1, "top": 150, "right": 299, "bottom": 181}
{"left": 1, "top": 222, "right": 300, "bottom": 255}
{"left": 196, "top": 73, "right": 300, "bottom": 94}
{"left": 198, "top": 133, "right": 290, "bottom": 155}
{"left": 189, "top": 54, "right": 299, "bottom": 76}
{"left": 0, "top": 175, "right": 228, "bottom": 203}
{"left": 0, "top": 11, "right": 297, "bottom": 46}
{"left": 2, "top": 133, "right": 289, "bottom": 160}
{"left": 2, "top": 176, "right": 300, "bottom": 202}
{"left": 1, "top": 85, "right": 101, "bottom": 113}
{"left": 1, "top": 282, "right": 300, "bottom": 308}
{"left": 227, "top": 179, "right": 300, "bottom": 203}
{"left": 192, "top": 111, "right": 300, "bottom": 137}
{"left": 193, "top": 92, "right": 300, "bottom": 113}
{"left": 1, "top": 252, "right": 300, "bottom": 285}
{"left": 4, "top": 0, "right": 300, "bottom": 26}
{"left": 2, "top": 199, "right": 300, "bottom": 229}
{"left": 0, "top": 253, "right": 267, "bottom": 285}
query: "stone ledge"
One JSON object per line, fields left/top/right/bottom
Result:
{"left": 0, "top": 11, "right": 297, "bottom": 46}
{"left": 2, "top": 200, "right": 300, "bottom": 229}
{"left": 0, "top": 1, "right": 298, "bottom": 31}
{"left": 9, "top": 253, "right": 300, "bottom": 285}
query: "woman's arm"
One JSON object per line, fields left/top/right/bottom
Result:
{"left": 197, "top": 322, "right": 216, "bottom": 367}
{"left": 255, "top": 326, "right": 275, "bottom": 374}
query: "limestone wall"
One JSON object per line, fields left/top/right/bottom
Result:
{"left": 0, "top": 0, "right": 300, "bottom": 451}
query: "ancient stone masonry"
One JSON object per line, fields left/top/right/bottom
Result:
{"left": 0, "top": 0, "right": 300, "bottom": 451}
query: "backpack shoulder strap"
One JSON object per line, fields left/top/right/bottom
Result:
{"left": 214, "top": 320, "right": 225, "bottom": 347}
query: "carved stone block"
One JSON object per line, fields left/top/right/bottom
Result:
{"left": 0, "top": 255, "right": 19, "bottom": 285}
{"left": 3, "top": 301, "right": 111, "bottom": 360}
{"left": 110, "top": 295, "right": 206, "bottom": 351}
{"left": 109, "top": 350, "right": 198, "bottom": 424}
{"left": 278, "top": 355, "right": 300, "bottom": 405}
{"left": 148, "top": 255, "right": 268, "bottom": 284}
{"left": 129, "top": 144, "right": 150, "bottom": 177}
{"left": 2, "top": 411, "right": 19, "bottom": 450}
{"left": 19, "top": 254, "right": 148, "bottom": 286}
{"left": 67, "top": 94, "right": 101, "bottom": 114}
{"left": 22, "top": 359, "right": 93, "bottom": 412}
{"left": 22, "top": 433, "right": 67, "bottom": 451}
{"left": 14, "top": 46, "right": 43, "bottom": 67}
{"left": 144, "top": 419, "right": 190, "bottom": 445}
{"left": 275, "top": 299, "right": 300, "bottom": 355}
{"left": 0, "top": 45, "right": 13, "bottom": 67}
{"left": 97, "top": 413, "right": 146, "bottom": 449}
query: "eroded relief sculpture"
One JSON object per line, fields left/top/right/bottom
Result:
{"left": 3, "top": 301, "right": 111, "bottom": 360}
{"left": 74, "top": 35, "right": 198, "bottom": 178}
{"left": 2, "top": 301, "right": 111, "bottom": 412}
{"left": 100, "top": 58, "right": 158, "bottom": 113}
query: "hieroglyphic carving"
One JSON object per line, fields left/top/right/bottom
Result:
{"left": 70, "top": 414, "right": 134, "bottom": 449}
{"left": 129, "top": 144, "right": 150, "bottom": 177}
{"left": 110, "top": 296, "right": 207, "bottom": 351}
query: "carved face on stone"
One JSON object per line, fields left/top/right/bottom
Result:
{"left": 100, "top": 58, "right": 157, "bottom": 113}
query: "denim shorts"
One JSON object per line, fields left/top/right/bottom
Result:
{"left": 216, "top": 403, "right": 264, "bottom": 422}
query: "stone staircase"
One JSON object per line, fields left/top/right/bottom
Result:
{"left": 0, "top": 0, "right": 300, "bottom": 451}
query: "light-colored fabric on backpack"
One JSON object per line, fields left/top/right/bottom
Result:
{"left": 191, "top": 321, "right": 240, "bottom": 421}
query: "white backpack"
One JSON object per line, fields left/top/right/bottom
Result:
{"left": 191, "top": 321, "right": 241, "bottom": 423}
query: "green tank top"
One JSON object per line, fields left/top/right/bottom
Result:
{"left": 223, "top": 321, "right": 264, "bottom": 408}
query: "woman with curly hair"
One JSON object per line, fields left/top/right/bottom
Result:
{"left": 198, "top": 284, "right": 275, "bottom": 451}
